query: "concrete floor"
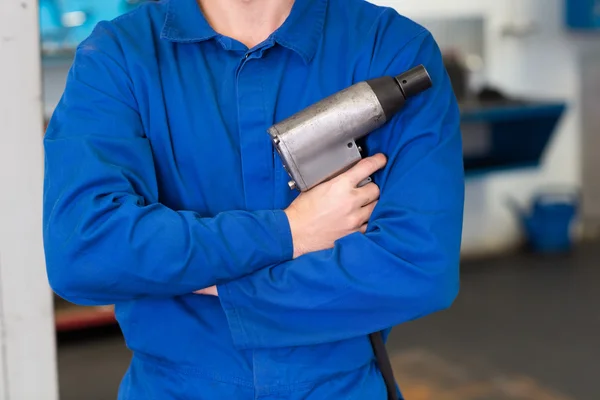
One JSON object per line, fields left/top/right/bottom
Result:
{"left": 57, "top": 243, "right": 600, "bottom": 400}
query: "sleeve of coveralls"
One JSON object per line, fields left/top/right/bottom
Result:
{"left": 43, "top": 24, "right": 293, "bottom": 306}
{"left": 218, "top": 22, "right": 465, "bottom": 349}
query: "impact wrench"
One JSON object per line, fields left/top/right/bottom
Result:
{"left": 267, "top": 64, "right": 433, "bottom": 400}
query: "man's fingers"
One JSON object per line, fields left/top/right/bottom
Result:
{"left": 345, "top": 154, "right": 387, "bottom": 186}
{"left": 356, "top": 182, "right": 381, "bottom": 206}
{"left": 194, "top": 286, "right": 219, "bottom": 296}
{"left": 357, "top": 200, "right": 378, "bottom": 225}
{"left": 359, "top": 223, "right": 368, "bottom": 234}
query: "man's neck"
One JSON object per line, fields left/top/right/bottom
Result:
{"left": 198, "top": 0, "right": 295, "bottom": 49}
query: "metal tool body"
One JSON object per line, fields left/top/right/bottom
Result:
{"left": 268, "top": 65, "right": 432, "bottom": 192}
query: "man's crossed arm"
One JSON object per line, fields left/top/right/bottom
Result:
{"left": 43, "top": 19, "right": 464, "bottom": 349}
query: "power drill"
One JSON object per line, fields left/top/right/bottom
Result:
{"left": 268, "top": 64, "right": 432, "bottom": 192}
{"left": 268, "top": 65, "right": 433, "bottom": 400}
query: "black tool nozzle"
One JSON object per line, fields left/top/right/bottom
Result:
{"left": 366, "top": 64, "right": 433, "bottom": 121}
{"left": 395, "top": 64, "right": 432, "bottom": 99}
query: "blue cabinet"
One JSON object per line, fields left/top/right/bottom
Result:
{"left": 566, "top": 0, "right": 600, "bottom": 30}
{"left": 461, "top": 100, "right": 566, "bottom": 178}
{"left": 40, "top": 0, "right": 152, "bottom": 53}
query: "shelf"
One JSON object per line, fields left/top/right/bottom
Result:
{"left": 461, "top": 99, "right": 567, "bottom": 176}
{"left": 460, "top": 99, "right": 566, "bottom": 123}
{"left": 54, "top": 298, "right": 116, "bottom": 332}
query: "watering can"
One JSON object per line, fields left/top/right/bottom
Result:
{"left": 507, "top": 189, "right": 579, "bottom": 253}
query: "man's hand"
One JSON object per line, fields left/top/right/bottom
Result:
{"left": 194, "top": 286, "right": 218, "bottom": 296}
{"left": 284, "top": 153, "right": 386, "bottom": 259}
{"left": 194, "top": 153, "right": 386, "bottom": 296}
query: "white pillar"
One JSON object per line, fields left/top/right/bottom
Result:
{"left": 0, "top": 0, "right": 59, "bottom": 399}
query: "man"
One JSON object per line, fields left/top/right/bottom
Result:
{"left": 43, "top": 0, "right": 464, "bottom": 398}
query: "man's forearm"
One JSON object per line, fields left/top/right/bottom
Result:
{"left": 44, "top": 199, "right": 292, "bottom": 305}
{"left": 43, "top": 29, "right": 295, "bottom": 306}
{"left": 216, "top": 206, "right": 462, "bottom": 350}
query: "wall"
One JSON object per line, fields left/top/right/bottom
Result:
{"left": 579, "top": 40, "right": 600, "bottom": 232}
{"left": 374, "top": 0, "right": 583, "bottom": 255}
{"left": 41, "top": 0, "right": 585, "bottom": 257}
{"left": 0, "top": 1, "right": 59, "bottom": 399}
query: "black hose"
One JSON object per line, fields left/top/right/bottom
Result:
{"left": 369, "top": 331, "right": 399, "bottom": 400}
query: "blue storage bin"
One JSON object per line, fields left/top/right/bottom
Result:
{"left": 565, "top": 0, "right": 600, "bottom": 30}
{"left": 509, "top": 189, "right": 579, "bottom": 253}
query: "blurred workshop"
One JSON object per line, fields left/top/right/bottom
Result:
{"left": 1, "top": 0, "right": 599, "bottom": 399}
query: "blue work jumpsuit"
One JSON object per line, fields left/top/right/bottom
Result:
{"left": 42, "top": 0, "right": 465, "bottom": 398}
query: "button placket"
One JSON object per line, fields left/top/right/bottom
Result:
{"left": 235, "top": 56, "right": 274, "bottom": 211}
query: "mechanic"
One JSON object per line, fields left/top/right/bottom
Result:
{"left": 42, "top": 0, "right": 465, "bottom": 398}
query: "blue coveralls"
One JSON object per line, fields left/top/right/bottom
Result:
{"left": 42, "top": 0, "right": 465, "bottom": 398}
